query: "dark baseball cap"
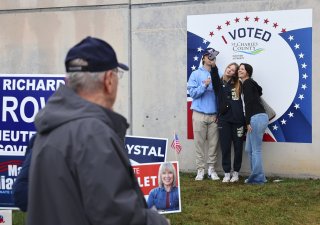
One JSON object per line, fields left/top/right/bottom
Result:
{"left": 65, "top": 36, "right": 129, "bottom": 72}
{"left": 203, "top": 48, "right": 219, "bottom": 60}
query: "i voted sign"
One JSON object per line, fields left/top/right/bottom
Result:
{"left": 125, "top": 136, "right": 167, "bottom": 164}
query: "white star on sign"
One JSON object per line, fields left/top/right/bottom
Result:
{"left": 294, "top": 43, "right": 300, "bottom": 49}
{"left": 273, "top": 125, "right": 278, "bottom": 130}
{"left": 197, "top": 47, "right": 203, "bottom": 52}
{"left": 302, "top": 73, "right": 308, "bottom": 79}
{"left": 281, "top": 119, "right": 287, "bottom": 125}
{"left": 288, "top": 35, "right": 294, "bottom": 41}
{"left": 301, "top": 63, "right": 307, "bottom": 69}
{"left": 194, "top": 56, "right": 199, "bottom": 61}
{"left": 298, "top": 94, "right": 304, "bottom": 100}
{"left": 301, "top": 84, "right": 307, "bottom": 90}
{"left": 288, "top": 112, "right": 294, "bottom": 117}
{"left": 191, "top": 65, "right": 196, "bottom": 71}
{"left": 203, "top": 39, "right": 208, "bottom": 44}
{"left": 299, "top": 53, "right": 304, "bottom": 58}
{"left": 294, "top": 103, "right": 300, "bottom": 109}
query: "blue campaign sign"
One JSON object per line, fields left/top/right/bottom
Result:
{"left": 0, "top": 74, "right": 65, "bottom": 208}
{"left": 125, "top": 136, "right": 167, "bottom": 164}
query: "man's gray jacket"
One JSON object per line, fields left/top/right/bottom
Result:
{"left": 27, "top": 85, "right": 168, "bottom": 225}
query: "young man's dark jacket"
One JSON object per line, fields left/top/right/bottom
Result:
{"left": 27, "top": 85, "right": 168, "bottom": 225}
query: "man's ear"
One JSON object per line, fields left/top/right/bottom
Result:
{"left": 103, "top": 70, "right": 114, "bottom": 94}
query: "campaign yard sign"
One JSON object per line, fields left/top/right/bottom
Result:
{"left": 132, "top": 161, "right": 181, "bottom": 214}
{"left": 0, "top": 210, "right": 12, "bottom": 225}
{"left": 125, "top": 135, "right": 167, "bottom": 164}
{"left": 0, "top": 74, "right": 65, "bottom": 208}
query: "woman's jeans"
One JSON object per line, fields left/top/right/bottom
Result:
{"left": 245, "top": 113, "right": 268, "bottom": 184}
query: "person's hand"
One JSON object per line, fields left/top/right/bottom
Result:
{"left": 247, "top": 124, "right": 252, "bottom": 133}
{"left": 210, "top": 58, "right": 216, "bottom": 68}
{"left": 204, "top": 77, "right": 211, "bottom": 87}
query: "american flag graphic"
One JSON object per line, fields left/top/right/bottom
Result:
{"left": 171, "top": 133, "right": 182, "bottom": 154}
{"left": 264, "top": 28, "right": 312, "bottom": 143}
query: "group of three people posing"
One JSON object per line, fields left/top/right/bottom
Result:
{"left": 187, "top": 47, "right": 268, "bottom": 184}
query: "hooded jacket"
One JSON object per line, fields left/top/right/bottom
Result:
{"left": 242, "top": 78, "right": 265, "bottom": 125}
{"left": 27, "top": 85, "right": 168, "bottom": 225}
{"left": 218, "top": 78, "right": 245, "bottom": 124}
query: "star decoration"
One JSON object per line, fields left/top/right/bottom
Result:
{"left": 281, "top": 119, "right": 287, "bottom": 125}
{"left": 264, "top": 18, "right": 269, "bottom": 24}
{"left": 244, "top": 16, "right": 250, "bottom": 21}
{"left": 302, "top": 73, "right": 308, "bottom": 79}
{"left": 203, "top": 39, "right": 208, "bottom": 44}
{"left": 225, "top": 21, "right": 230, "bottom": 26}
{"left": 272, "top": 125, "right": 278, "bottom": 130}
{"left": 288, "top": 112, "right": 294, "bottom": 117}
{"left": 298, "top": 94, "right": 304, "bottom": 100}
{"left": 197, "top": 47, "right": 203, "bottom": 52}
{"left": 273, "top": 22, "right": 278, "bottom": 28}
{"left": 209, "top": 31, "right": 214, "bottom": 37}
{"left": 301, "top": 84, "right": 307, "bottom": 90}
{"left": 294, "top": 43, "right": 300, "bottom": 49}
{"left": 254, "top": 16, "right": 259, "bottom": 22}
{"left": 281, "top": 28, "right": 287, "bottom": 33}
{"left": 191, "top": 65, "right": 196, "bottom": 71}
{"left": 193, "top": 56, "right": 199, "bottom": 61}
{"left": 301, "top": 63, "right": 307, "bottom": 69}
{"left": 217, "top": 25, "right": 222, "bottom": 30}
{"left": 288, "top": 35, "right": 294, "bottom": 41}
{"left": 235, "top": 17, "right": 240, "bottom": 23}
{"left": 299, "top": 53, "right": 304, "bottom": 58}
{"left": 294, "top": 104, "right": 300, "bottom": 109}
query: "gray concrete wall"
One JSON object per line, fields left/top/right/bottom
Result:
{"left": 0, "top": 0, "right": 319, "bottom": 178}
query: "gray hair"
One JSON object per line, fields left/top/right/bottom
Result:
{"left": 158, "top": 162, "right": 177, "bottom": 187}
{"left": 65, "top": 59, "right": 106, "bottom": 93}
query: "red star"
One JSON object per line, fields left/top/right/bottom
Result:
{"left": 244, "top": 16, "right": 250, "bottom": 21}
{"left": 225, "top": 21, "right": 230, "bottom": 26}
{"left": 235, "top": 17, "right": 240, "bottom": 23}
{"left": 273, "top": 22, "right": 278, "bottom": 28}
{"left": 281, "top": 28, "right": 287, "bottom": 33}
{"left": 217, "top": 25, "right": 222, "bottom": 31}
{"left": 264, "top": 18, "right": 269, "bottom": 24}
{"left": 209, "top": 31, "right": 214, "bottom": 37}
{"left": 254, "top": 16, "right": 259, "bottom": 22}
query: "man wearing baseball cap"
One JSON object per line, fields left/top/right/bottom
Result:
{"left": 187, "top": 47, "right": 221, "bottom": 181}
{"left": 27, "top": 37, "right": 169, "bottom": 225}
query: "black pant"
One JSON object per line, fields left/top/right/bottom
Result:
{"left": 218, "top": 120, "right": 244, "bottom": 173}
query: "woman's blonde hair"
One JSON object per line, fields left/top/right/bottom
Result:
{"left": 224, "top": 62, "right": 241, "bottom": 98}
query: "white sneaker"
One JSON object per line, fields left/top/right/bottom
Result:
{"left": 208, "top": 166, "right": 214, "bottom": 178}
{"left": 230, "top": 171, "right": 239, "bottom": 182}
{"left": 195, "top": 168, "right": 204, "bottom": 181}
{"left": 210, "top": 171, "right": 220, "bottom": 180}
{"left": 222, "top": 173, "right": 231, "bottom": 183}
{"left": 208, "top": 166, "right": 220, "bottom": 180}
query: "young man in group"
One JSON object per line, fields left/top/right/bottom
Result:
{"left": 187, "top": 48, "right": 221, "bottom": 181}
